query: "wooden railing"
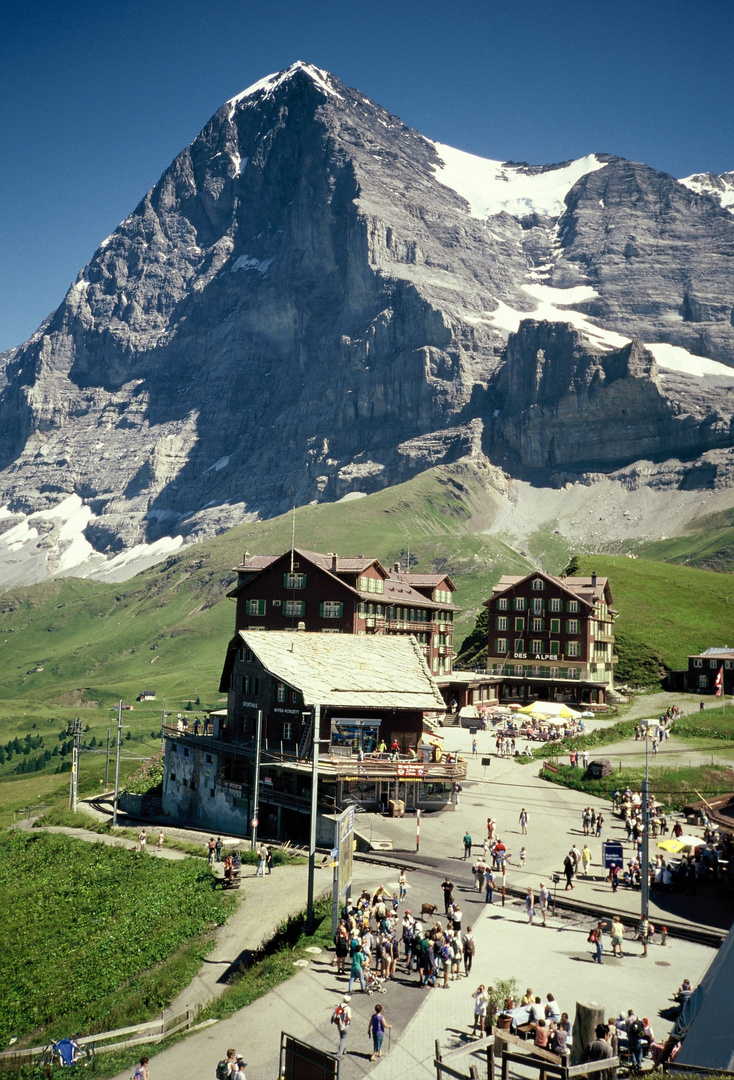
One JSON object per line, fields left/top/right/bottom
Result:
{"left": 0, "top": 1009, "right": 197, "bottom": 1064}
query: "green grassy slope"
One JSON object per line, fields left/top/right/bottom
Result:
{"left": 574, "top": 555, "right": 734, "bottom": 674}
{"left": 638, "top": 507, "right": 734, "bottom": 572}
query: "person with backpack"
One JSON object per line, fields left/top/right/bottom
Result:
{"left": 462, "top": 926, "right": 476, "bottom": 976}
{"left": 627, "top": 1016, "right": 646, "bottom": 1072}
{"left": 215, "top": 1049, "right": 235, "bottom": 1080}
{"left": 331, "top": 994, "right": 352, "bottom": 1057}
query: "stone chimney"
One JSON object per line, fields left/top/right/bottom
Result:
{"left": 591, "top": 571, "right": 597, "bottom": 587}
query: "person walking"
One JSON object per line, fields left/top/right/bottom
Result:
{"left": 399, "top": 868, "right": 408, "bottom": 902}
{"left": 331, "top": 995, "right": 352, "bottom": 1057}
{"left": 138, "top": 828, "right": 147, "bottom": 853}
{"left": 367, "top": 1002, "right": 391, "bottom": 1060}
{"left": 538, "top": 881, "right": 550, "bottom": 926}
{"left": 266, "top": 845, "right": 274, "bottom": 874}
{"left": 215, "top": 837, "right": 223, "bottom": 862}
{"left": 590, "top": 921, "right": 604, "bottom": 964}
{"left": 472, "top": 738, "right": 478, "bottom": 756}
{"left": 442, "top": 876, "right": 454, "bottom": 915}
{"left": 525, "top": 887, "right": 535, "bottom": 924}
{"left": 215, "top": 1049, "right": 235, "bottom": 1080}
{"left": 638, "top": 916, "right": 650, "bottom": 957}
{"left": 471, "top": 985, "right": 489, "bottom": 1036}
{"left": 255, "top": 843, "right": 267, "bottom": 877}
{"left": 157, "top": 830, "right": 165, "bottom": 854}
{"left": 519, "top": 808, "right": 528, "bottom": 835}
{"left": 462, "top": 926, "right": 476, "bottom": 977}
{"left": 348, "top": 944, "right": 367, "bottom": 993}
{"left": 463, "top": 831, "right": 472, "bottom": 859}
{"left": 581, "top": 844, "right": 592, "bottom": 877}
{"left": 208, "top": 837, "right": 216, "bottom": 864}
{"left": 611, "top": 915, "right": 625, "bottom": 958}
{"left": 563, "top": 851, "right": 575, "bottom": 890}
{"left": 484, "top": 867, "right": 495, "bottom": 904}
{"left": 132, "top": 1057, "right": 150, "bottom": 1080}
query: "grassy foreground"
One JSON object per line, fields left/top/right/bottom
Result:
{"left": 0, "top": 833, "right": 233, "bottom": 1050}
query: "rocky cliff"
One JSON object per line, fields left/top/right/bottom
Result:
{"left": 0, "top": 62, "right": 733, "bottom": 584}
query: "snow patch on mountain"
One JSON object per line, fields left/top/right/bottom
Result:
{"left": 485, "top": 283, "right": 628, "bottom": 351}
{"left": 679, "top": 171, "right": 734, "bottom": 213}
{"left": 431, "top": 147, "right": 607, "bottom": 219}
{"left": 647, "top": 343, "right": 734, "bottom": 380}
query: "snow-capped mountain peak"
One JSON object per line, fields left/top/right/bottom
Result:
{"left": 228, "top": 60, "right": 342, "bottom": 107}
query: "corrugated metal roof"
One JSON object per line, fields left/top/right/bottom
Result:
{"left": 238, "top": 630, "right": 445, "bottom": 711}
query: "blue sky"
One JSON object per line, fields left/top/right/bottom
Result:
{"left": 1, "top": 0, "right": 732, "bottom": 353}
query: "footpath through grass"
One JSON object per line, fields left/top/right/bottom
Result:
{"left": 0, "top": 832, "right": 234, "bottom": 1051}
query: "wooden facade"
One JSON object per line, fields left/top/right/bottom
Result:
{"left": 228, "top": 548, "right": 457, "bottom": 674}
{"left": 484, "top": 571, "right": 617, "bottom": 704}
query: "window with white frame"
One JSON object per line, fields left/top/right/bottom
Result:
{"left": 532, "top": 578, "right": 544, "bottom": 591}
{"left": 567, "top": 641, "right": 580, "bottom": 657}
{"left": 282, "top": 722, "right": 293, "bottom": 740}
{"left": 496, "top": 616, "right": 508, "bottom": 631}
{"left": 247, "top": 599, "right": 266, "bottom": 616}
{"left": 532, "top": 598, "right": 543, "bottom": 614}
{"left": 567, "top": 600, "right": 579, "bottom": 613}
{"left": 550, "top": 598, "right": 561, "bottom": 612}
{"left": 693, "top": 659, "right": 702, "bottom": 668}
{"left": 283, "top": 572, "right": 306, "bottom": 589}
{"left": 277, "top": 683, "right": 286, "bottom": 702}
{"left": 567, "top": 619, "right": 579, "bottom": 634}
{"left": 514, "top": 596, "right": 526, "bottom": 610}
{"left": 321, "top": 601, "right": 343, "bottom": 618}
{"left": 532, "top": 618, "right": 544, "bottom": 632}
{"left": 497, "top": 597, "right": 508, "bottom": 610}
{"left": 496, "top": 638, "right": 507, "bottom": 653}
{"left": 284, "top": 600, "right": 305, "bottom": 617}
{"left": 532, "top": 640, "right": 543, "bottom": 654}
{"left": 699, "top": 675, "right": 708, "bottom": 688}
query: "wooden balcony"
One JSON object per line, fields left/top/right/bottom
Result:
{"left": 164, "top": 726, "right": 466, "bottom": 782}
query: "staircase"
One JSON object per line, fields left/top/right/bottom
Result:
{"left": 297, "top": 713, "right": 314, "bottom": 759}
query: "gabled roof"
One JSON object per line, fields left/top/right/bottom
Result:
{"left": 233, "top": 631, "right": 445, "bottom": 710}
{"left": 689, "top": 648, "right": 734, "bottom": 661}
{"left": 229, "top": 548, "right": 457, "bottom": 609}
{"left": 486, "top": 570, "right": 612, "bottom": 609}
{"left": 402, "top": 573, "right": 456, "bottom": 590}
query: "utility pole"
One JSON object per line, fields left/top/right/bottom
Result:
{"left": 251, "top": 710, "right": 263, "bottom": 851}
{"left": 306, "top": 705, "right": 322, "bottom": 933}
{"left": 69, "top": 717, "right": 82, "bottom": 812}
{"left": 112, "top": 701, "right": 123, "bottom": 827}
{"left": 105, "top": 727, "right": 111, "bottom": 788}
{"left": 641, "top": 720, "right": 651, "bottom": 921}
{"left": 160, "top": 708, "right": 165, "bottom": 752}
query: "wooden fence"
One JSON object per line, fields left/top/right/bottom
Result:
{"left": 0, "top": 1009, "right": 198, "bottom": 1066}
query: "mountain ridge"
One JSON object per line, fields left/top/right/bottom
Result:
{"left": 1, "top": 61, "right": 733, "bottom": 590}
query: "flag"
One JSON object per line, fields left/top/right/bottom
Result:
{"left": 714, "top": 667, "right": 724, "bottom": 697}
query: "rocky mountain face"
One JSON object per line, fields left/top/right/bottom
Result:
{"left": 0, "top": 61, "right": 733, "bottom": 586}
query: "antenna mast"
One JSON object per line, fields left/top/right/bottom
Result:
{"left": 291, "top": 506, "right": 296, "bottom": 572}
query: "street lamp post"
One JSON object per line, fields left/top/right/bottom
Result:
{"left": 640, "top": 720, "right": 651, "bottom": 921}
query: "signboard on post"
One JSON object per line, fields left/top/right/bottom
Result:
{"left": 397, "top": 762, "right": 425, "bottom": 778}
{"left": 332, "top": 805, "right": 355, "bottom": 932}
{"left": 603, "top": 840, "right": 624, "bottom": 869}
